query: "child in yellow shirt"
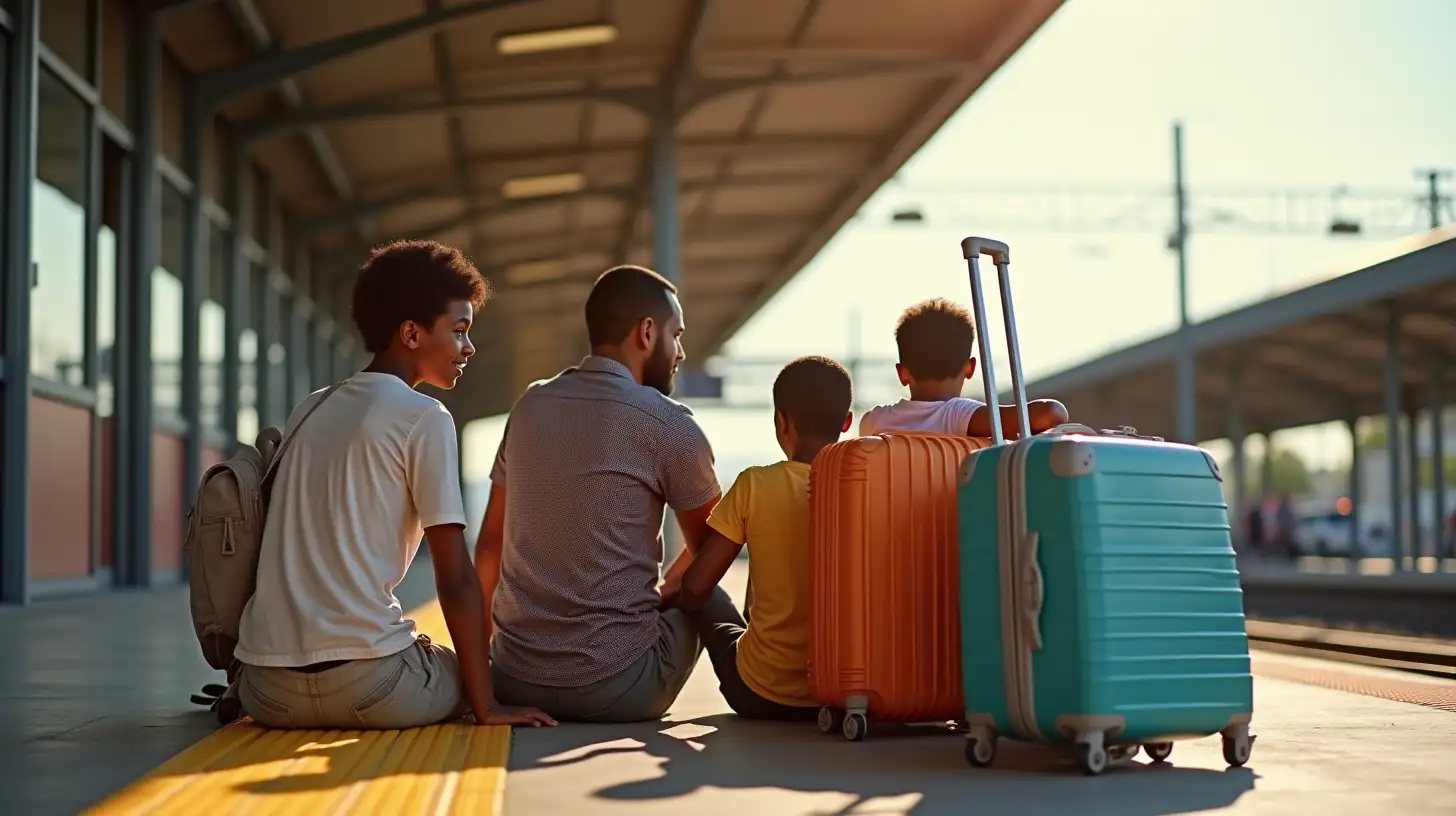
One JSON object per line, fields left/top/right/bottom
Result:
{"left": 660, "top": 356, "right": 853, "bottom": 719}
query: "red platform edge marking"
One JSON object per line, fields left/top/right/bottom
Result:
{"left": 1252, "top": 653, "right": 1456, "bottom": 712}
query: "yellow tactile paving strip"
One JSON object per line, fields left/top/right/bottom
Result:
{"left": 84, "top": 602, "right": 509, "bottom": 816}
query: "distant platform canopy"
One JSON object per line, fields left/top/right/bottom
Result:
{"left": 1020, "top": 228, "right": 1456, "bottom": 442}
{"left": 162, "top": 0, "right": 1064, "bottom": 418}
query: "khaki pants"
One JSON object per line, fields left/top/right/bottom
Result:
{"left": 239, "top": 634, "right": 470, "bottom": 730}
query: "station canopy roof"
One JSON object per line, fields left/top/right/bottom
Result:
{"left": 159, "top": 0, "right": 1064, "bottom": 419}
{"left": 1019, "top": 228, "right": 1456, "bottom": 443}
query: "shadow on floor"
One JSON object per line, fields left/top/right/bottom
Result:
{"left": 509, "top": 713, "right": 1258, "bottom": 816}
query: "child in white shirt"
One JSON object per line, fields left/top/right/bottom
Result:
{"left": 859, "top": 298, "right": 1069, "bottom": 438}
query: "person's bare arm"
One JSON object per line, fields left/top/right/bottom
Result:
{"left": 660, "top": 493, "right": 721, "bottom": 593}
{"left": 968, "top": 399, "right": 1070, "bottom": 439}
{"left": 426, "top": 523, "right": 556, "bottom": 728}
{"left": 473, "top": 482, "right": 507, "bottom": 639}
{"left": 667, "top": 531, "right": 743, "bottom": 612}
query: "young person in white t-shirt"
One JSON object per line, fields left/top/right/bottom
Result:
{"left": 235, "top": 239, "right": 555, "bottom": 731}
{"left": 858, "top": 298, "right": 1069, "bottom": 438}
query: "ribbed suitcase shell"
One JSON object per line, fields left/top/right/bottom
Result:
{"left": 957, "top": 434, "right": 1254, "bottom": 750}
{"left": 810, "top": 431, "right": 991, "bottom": 723}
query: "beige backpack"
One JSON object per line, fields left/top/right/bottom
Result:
{"left": 184, "top": 383, "right": 344, "bottom": 671}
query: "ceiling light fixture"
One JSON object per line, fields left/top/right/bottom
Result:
{"left": 495, "top": 23, "right": 619, "bottom": 56}
{"left": 501, "top": 171, "right": 587, "bottom": 200}
{"left": 506, "top": 259, "right": 569, "bottom": 285}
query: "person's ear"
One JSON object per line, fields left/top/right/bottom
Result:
{"left": 841, "top": 412, "right": 853, "bottom": 433}
{"left": 894, "top": 362, "right": 911, "bottom": 387}
{"left": 773, "top": 409, "right": 787, "bottom": 436}
{"left": 636, "top": 316, "right": 656, "bottom": 351}
{"left": 964, "top": 358, "right": 977, "bottom": 378}
{"left": 399, "top": 320, "right": 423, "bottom": 350}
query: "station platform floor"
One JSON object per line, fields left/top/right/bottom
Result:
{"left": 5, "top": 560, "right": 1455, "bottom": 815}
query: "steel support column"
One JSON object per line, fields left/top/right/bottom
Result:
{"left": 0, "top": 0, "right": 39, "bottom": 603}
{"left": 1432, "top": 365, "right": 1448, "bottom": 560}
{"left": 221, "top": 139, "right": 244, "bottom": 448}
{"left": 1347, "top": 417, "right": 1362, "bottom": 560}
{"left": 1384, "top": 303, "right": 1405, "bottom": 570}
{"left": 180, "top": 88, "right": 209, "bottom": 520}
{"left": 120, "top": 8, "right": 161, "bottom": 587}
{"left": 1172, "top": 122, "right": 1196, "bottom": 444}
{"left": 256, "top": 278, "right": 277, "bottom": 428}
{"left": 651, "top": 115, "right": 682, "bottom": 286}
{"left": 1406, "top": 406, "right": 1421, "bottom": 563}
{"left": 650, "top": 111, "right": 682, "bottom": 563}
{"left": 1259, "top": 432, "right": 1275, "bottom": 499}
{"left": 281, "top": 294, "right": 299, "bottom": 407}
{"left": 1226, "top": 369, "right": 1247, "bottom": 545}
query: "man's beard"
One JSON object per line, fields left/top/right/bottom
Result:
{"left": 643, "top": 337, "right": 677, "bottom": 396}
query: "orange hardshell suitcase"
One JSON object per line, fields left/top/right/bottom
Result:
{"left": 809, "top": 430, "right": 992, "bottom": 740}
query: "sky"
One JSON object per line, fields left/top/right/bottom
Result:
{"left": 457, "top": 0, "right": 1455, "bottom": 485}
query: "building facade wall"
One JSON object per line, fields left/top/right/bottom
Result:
{"left": 0, "top": 0, "right": 362, "bottom": 603}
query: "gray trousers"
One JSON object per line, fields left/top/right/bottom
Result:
{"left": 491, "top": 608, "right": 703, "bottom": 723}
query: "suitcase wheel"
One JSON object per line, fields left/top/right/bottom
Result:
{"left": 1144, "top": 742, "right": 1174, "bottom": 763}
{"left": 841, "top": 712, "right": 868, "bottom": 742}
{"left": 964, "top": 733, "right": 997, "bottom": 768}
{"left": 1221, "top": 729, "right": 1254, "bottom": 767}
{"left": 1076, "top": 740, "right": 1109, "bottom": 776}
{"left": 816, "top": 706, "right": 844, "bottom": 735}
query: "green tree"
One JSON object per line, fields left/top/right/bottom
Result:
{"left": 1241, "top": 447, "right": 1312, "bottom": 496}
{"left": 1356, "top": 422, "right": 1456, "bottom": 486}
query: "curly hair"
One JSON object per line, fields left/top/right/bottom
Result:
{"left": 894, "top": 297, "right": 977, "bottom": 380}
{"left": 351, "top": 240, "right": 491, "bottom": 354}
{"left": 772, "top": 356, "right": 853, "bottom": 438}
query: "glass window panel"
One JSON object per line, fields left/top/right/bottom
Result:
{"left": 238, "top": 260, "right": 259, "bottom": 445}
{"left": 153, "top": 183, "right": 185, "bottom": 417}
{"left": 39, "top": 0, "right": 92, "bottom": 79}
{"left": 0, "top": 34, "right": 9, "bottom": 343}
{"left": 30, "top": 69, "right": 88, "bottom": 386}
{"left": 201, "top": 222, "right": 226, "bottom": 431}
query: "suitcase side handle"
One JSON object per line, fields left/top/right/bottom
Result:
{"left": 1020, "top": 532, "right": 1045, "bottom": 652}
{"left": 961, "top": 235, "right": 1030, "bottom": 445}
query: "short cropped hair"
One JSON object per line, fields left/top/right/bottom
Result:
{"left": 584, "top": 265, "right": 679, "bottom": 347}
{"left": 772, "top": 356, "right": 853, "bottom": 438}
{"left": 352, "top": 240, "right": 490, "bottom": 354}
{"left": 894, "top": 298, "right": 976, "bottom": 380}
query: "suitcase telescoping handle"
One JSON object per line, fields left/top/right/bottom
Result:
{"left": 961, "top": 236, "right": 1030, "bottom": 445}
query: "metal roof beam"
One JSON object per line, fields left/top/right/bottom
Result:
{"left": 147, "top": 0, "right": 218, "bottom": 11}
{"left": 321, "top": 216, "right": 802, "bottom": 281}
{"left": 234, "top": 60, "right": 964, "bottom": 146}
{"left": 297, "top": 169, "right": 847, "bottom": 235}
{"left": 336, "top": 133, "right": 875, "bottom": 186}
{"left": 237, "top": 86, "right": 652, "bottom": 146}
{"left": 198, "top": 0, "right": 543, "bottom": 106}
{"left": 1344, "top": 310, "right": 1456, "bottom": 368}
{"left": 222, "top": 0, "right": 370, "bottom": 243}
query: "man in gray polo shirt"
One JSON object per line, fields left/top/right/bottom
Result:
{"left": 474, "top": 265, "right": 722, "bottom": 722}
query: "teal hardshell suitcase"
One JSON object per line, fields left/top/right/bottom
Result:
{"left": 952, "top": 237, "right": 1255, "bottom": 776}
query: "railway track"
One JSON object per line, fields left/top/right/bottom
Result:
{"left": 1246, "top": 618, "right": 1456, "bottom": 680}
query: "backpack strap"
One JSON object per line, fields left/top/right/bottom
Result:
{"left": 260, "top": 380, "right": 348, "bottom": 495}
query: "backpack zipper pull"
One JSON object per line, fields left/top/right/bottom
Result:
{"left": 222, "top": 519, "right": 237, "bottom": 556}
